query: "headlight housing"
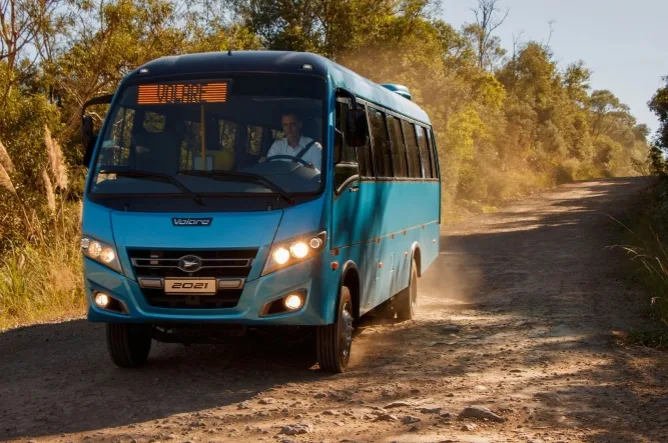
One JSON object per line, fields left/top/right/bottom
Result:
{"left": 81, "top": 236, "right": 122, "bottom": 273}
{"left": 262, "top": 231, "right": 327, "bottom": 276}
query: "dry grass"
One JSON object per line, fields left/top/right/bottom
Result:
{"left": 0, "top": 131, "right": 85, "bottom": 331}
{"left": 0, "top": 139, "right": 15, "bottom": 173}
{"left": 615, "top": 179, "right": 668, "bottom": 330}
{"left": 0, "top": 161, "right": 17, "bottom": 195}
{"left": 44, "top": 125, "right": 68, "bottom": 190}
{"left": 41, "top": 168, "right": 56, "bottom": 213}
{"left": 0, "top": 202, "right": 85, "bottom": 331}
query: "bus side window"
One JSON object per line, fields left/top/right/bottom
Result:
{"left": 426, "top": 128, "right": 438, "bottom": 178}
{"left": 415, "top": 125, "right": 432, "bottom": 178}
{"left": 368, "top": 107, "right": 392, "bottom": 178}
{"left": 402, "top": 120, "right": 421, "bottom": 178}
{"left": 335, "top": 101, "right": 368, "bottom": 164}
{"left": 334, "top": 100, "right": 362, "bottom": 190}
{"left": 356, "top": 104, "right": 373, "bottom": 177}
{"left": 387, "top": 115, "right": 407, "bottom": 178}
{"left": 99, "top": 106, "right": 135, "bottom": 167}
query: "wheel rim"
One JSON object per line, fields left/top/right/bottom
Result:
{"left": 340, "top": 303, "right": 354, "bottom": 363}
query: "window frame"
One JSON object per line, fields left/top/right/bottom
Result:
{"left": 366, "top": 105, "right": 393, "bottom": 179}
{"left": 426, "top": 128, "right": 439, "bottom": 179}
{"left": 401, "top": 119, "right": 421, "bottom": 179}
{"left": 351, "top": 96, "right": 437, "bottom": 182}
{"left": 386, "top": 114, "right": 408, "bottom": 178}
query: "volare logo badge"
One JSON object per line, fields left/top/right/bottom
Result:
{"left": 172, "top": 218, "right": 213, "bottom": 227}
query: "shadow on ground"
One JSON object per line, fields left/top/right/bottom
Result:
{"left": 1, "top": 177, "right": 665, "bottom": 442}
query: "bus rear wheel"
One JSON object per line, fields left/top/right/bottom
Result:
{"left": 316, "top": 286, "right": 354, "bottom": 373}
{"left": 396, "top": 259, "right": 418, "bottom": 321}
{"left": 106, "top": 323, "right": 152, "bottom": 368}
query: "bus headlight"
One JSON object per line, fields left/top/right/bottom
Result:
{"left": 81, "top": 235, "right": 122, "bottom": 274}
{"left": 272, "top": 247, "right": 291, "bottom": 265}
{"left": 263, "top": 231, "right": 327, "bottom": 276}
{"left": 289, "top": 241, "right": 309, "bottom": 259}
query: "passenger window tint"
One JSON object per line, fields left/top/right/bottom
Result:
{"left": 427, "top": 128, "right": 438, "bottom": 178}
{"left": 387, "top": 116, "right": 407, "bottom": 177}
{"left": 247, "top": 125, "right": 262, "bottom": 154}
{"left": 415, "top": 125, "right": 432, "bottom": 178}
{"left": 356, "top": 105, "right": 373, "bottom": 177}
{"left": 99, "top": 106, "right": 134, "bottom": 168}
{"left": 219, "top": 120, "right": 236, "bottom": 151}
{"left": 402, "top": 120, "right": 421, "bottom": 178}
{"left": 179, "top": 120, "right": 203, "bottom": 170}
{"left": 368, "top": 107, "right": 391, "bottom": 177}
{"left": 143, "top": 112, "right": 165, "bottom": 133}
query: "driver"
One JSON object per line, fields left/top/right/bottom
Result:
{"left": 266, "top": 112, "right": 322, "bottom": 172}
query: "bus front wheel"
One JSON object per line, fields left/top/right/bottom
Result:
{"left": 316, "top": 286, "right": 354, "bottom": 373}
{"left": 106, "top": 323, "right": 152, "bottom": 368}
{"left": 396, "top": 259, "right": 418, "bottom": 320}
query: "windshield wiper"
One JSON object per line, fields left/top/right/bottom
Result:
{"left": 98, "top": 167, "right": 206, "bottom": 206}
{"left": 180, "top": 170, "right": 295, "bottom": 205}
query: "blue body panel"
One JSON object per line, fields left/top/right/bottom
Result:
{"left": 82, "top": 51, "right": 440, "bottom": 327}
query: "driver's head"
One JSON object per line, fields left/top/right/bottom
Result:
{"left": 281, "top": 112, "right": 302, "bottom": 141}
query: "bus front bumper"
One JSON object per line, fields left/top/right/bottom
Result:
{"left": 84, "top": 257, "right": 330, "bottom": 326}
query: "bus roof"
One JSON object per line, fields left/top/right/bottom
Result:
{"left": 132, "top": 51, "right": 431, "bottom": 125}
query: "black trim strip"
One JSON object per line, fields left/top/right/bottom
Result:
{"left": 358, "top": 177, "right": 439, "bottom": 182}
{"left": 331, "top": 220, "right": 439, "bottom": 251}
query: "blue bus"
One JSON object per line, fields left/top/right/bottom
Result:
{"left": 80, "top": 51, "right": 441, "bottom": 372}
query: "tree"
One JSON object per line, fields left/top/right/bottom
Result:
{"left": 463, "top": 0, "right": 507, "bottom": 71}
{"left": 0, "top": 0, "right": 66, "bottom": 97}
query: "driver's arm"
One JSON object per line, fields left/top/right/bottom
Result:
{"left": 306, "top": 143, "right": 323, "bottom": 172}
{"left": 265, "top": 140, "right": 281, "bottom": 161}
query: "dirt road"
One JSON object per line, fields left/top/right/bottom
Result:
{"left": 2, "top": 177, "right": 668, "bottom": 443}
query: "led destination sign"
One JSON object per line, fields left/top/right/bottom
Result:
{"left": 138, "top": 82, "right": 228, "bottom": 105}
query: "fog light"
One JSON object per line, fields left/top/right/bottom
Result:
{"left": 284, "top": 293, "right": 303, "bottom": 310}
{"left": 94, "top": 292, "right": 110, "bottom": 309}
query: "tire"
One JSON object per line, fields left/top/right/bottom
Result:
{"left": 396, "top": 259, "right": 418, "bottom": 321}
{"left": 106, "top": 323, "right": 152, "bottom": 368}
{"left": 316, "top": 286, "right": 354, "bottom": 373}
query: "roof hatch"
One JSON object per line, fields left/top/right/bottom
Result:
{"left": 380, "top": 84, "right": 412, "bottom": 101}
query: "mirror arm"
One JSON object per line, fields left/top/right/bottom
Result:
{"left": 335, "top": 173, "right": 360, "bottom": 196}
{"left": 336, "top": 88, "right": 357, "bottom": 110}
{"left": 81, "top": 93, "right": 114, "bottom": 117}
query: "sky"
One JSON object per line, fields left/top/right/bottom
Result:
{"left": 439, "top": 0, "right": 668, "bottom": 134}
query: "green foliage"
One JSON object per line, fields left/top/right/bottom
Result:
{"left": 648, "top": 77, "right": 668, "bottom": 175}
{"left": 0, "top": 0, "right": 656, "bottom": 327}
{"left": 617, "top": 179, "right": 668, "bottom": 329}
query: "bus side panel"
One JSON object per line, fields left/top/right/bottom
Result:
{"left": 331, "top": 179, "right": 439, "bottom": 314}
{"left": 331, "top": 180, "right": 381, "bottom": 315}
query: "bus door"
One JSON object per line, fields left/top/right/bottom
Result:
{"left": 331, "top": 99, "right": 379, "bottom": 314}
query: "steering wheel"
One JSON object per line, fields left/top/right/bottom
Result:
{"left": 266, "top": 155, "right": 310, "bottom": 168}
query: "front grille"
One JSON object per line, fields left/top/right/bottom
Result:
{"left": 127, "top": 248, "right": 257, "bottom": 309}
{"left": 128, "top": 249, "right": 256, "bottom": 278}
{"left": 139, "top": 289, "right": 244, "bottom": 309}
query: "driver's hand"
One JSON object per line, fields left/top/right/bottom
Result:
{"left": 306, "top": 162, "right": 315, "bottom": 169}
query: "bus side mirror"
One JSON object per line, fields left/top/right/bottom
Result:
{"left": 81, "top": 115, "right": 95, "bottom": 167}
{"left": 345, "top": 109, "right": 367, "bottom": 148}
{"left": 80, "top": 93, "right": 114, "bottom": 167}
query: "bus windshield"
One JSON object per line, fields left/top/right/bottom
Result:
{"left": 89, "top": 74, "right": 325, "bottom": 198}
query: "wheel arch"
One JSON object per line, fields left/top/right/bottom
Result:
{"left": 411, "top": 242, "right": 423, "bottom": 277}
{"left": 339, "top": 260, "right": 361, "bottom": 319}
